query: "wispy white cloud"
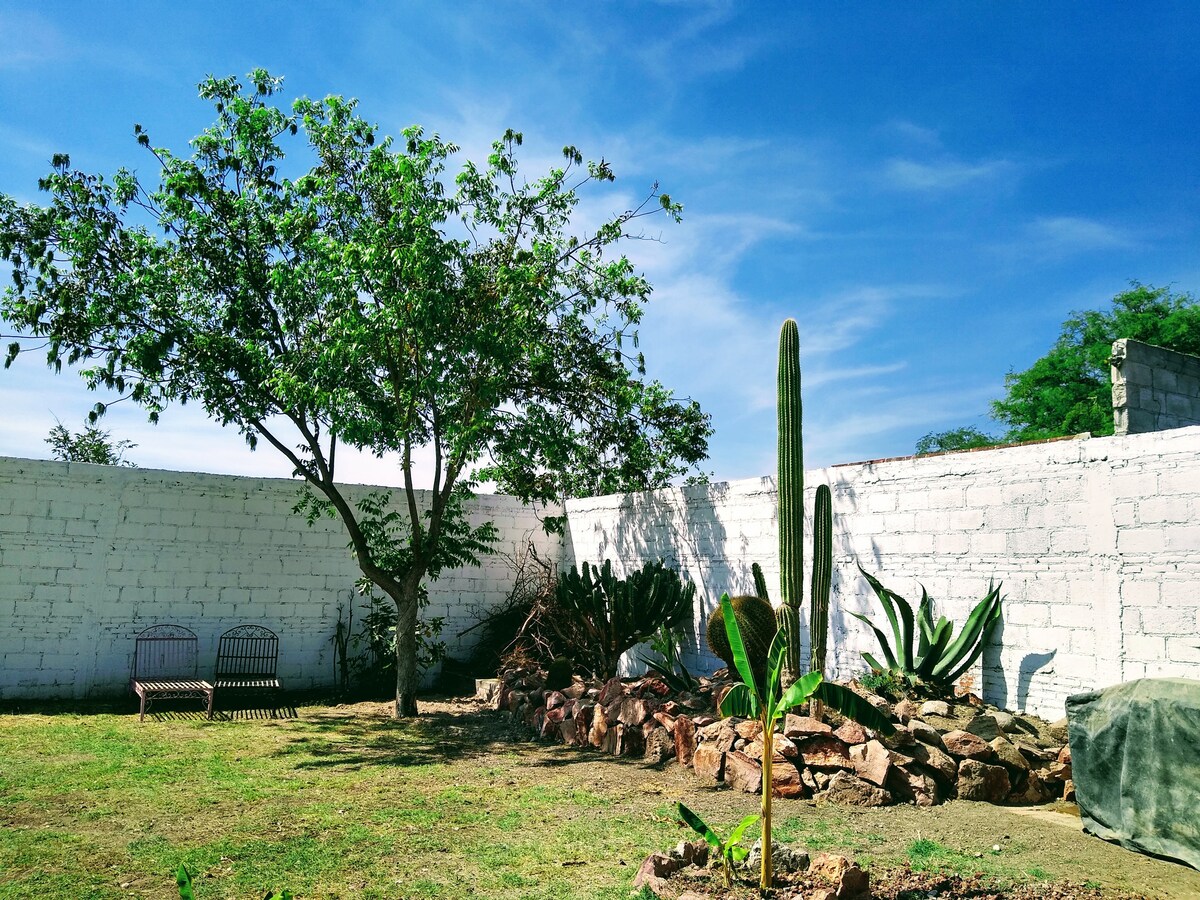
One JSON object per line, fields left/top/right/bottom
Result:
{"left": 0, "top": 10, "right": 67, "bottom": 70}
{"left": 1025, "top": 215, "right": 1136, "bottom": 253}
{"left": 885, "top": 156, "right": 1018, "bottom": 192}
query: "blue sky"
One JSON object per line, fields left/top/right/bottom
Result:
{"left": 2, "top": 2, "right": 1198, "bottom": 486}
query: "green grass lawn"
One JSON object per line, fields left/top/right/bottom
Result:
{"left": 2, "top": 697, "right": 1197, "bottom": 899}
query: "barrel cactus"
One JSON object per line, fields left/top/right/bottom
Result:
{"left": 707, "top": 594, "right": 777, "bottom": 687}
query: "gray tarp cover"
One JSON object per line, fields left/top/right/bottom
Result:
{"left": 1067, "top": 678, "right": 1200, "bottom": 870}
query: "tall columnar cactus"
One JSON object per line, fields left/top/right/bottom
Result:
{"left": 776, "top": 319, "right": 805, "bottom": 681}
{"left": 751, "top": 561, "right": 770, "bottom": 602}
{"left": 809, "top": 483, "right": 832, "bottom": 675}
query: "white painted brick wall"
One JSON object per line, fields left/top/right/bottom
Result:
{"left": 0, "top": 457, "right": 561, "bottom": 699}
{"left": 564, "top": 426, "right": 1200, "bottom": 721}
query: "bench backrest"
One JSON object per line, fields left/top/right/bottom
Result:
{"left": 132, "top": 624, "right": 200, "bottom": 681}
{"left": 215, "top": 625, "right": 279, "bottom": 679}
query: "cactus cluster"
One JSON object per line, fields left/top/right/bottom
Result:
{"left": 555, "top": 559, "right": 695, "bottom": 680}
{"left": 775, "top": 318, "right": 834, "bottom": 685}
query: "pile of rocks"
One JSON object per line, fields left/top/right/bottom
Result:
{"left": 491, "top": 668, "right": 1075, "bottom": 808}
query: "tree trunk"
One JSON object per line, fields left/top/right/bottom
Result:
{"left": 392, "top": 577, "right": 421, "bottom": 718}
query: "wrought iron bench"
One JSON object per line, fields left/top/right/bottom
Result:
{"left": 130, "top": 624, "right": 214, "bottom": 721}
{"left": 214, "top": 625, "right": 282, "bottom": 707}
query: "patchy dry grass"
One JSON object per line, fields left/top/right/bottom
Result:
{"left": 1, "top": 697, "right": 1197, "bottom": 899}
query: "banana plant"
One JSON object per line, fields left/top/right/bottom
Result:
{"left": 850, "top": 564, "right": 1003, "bottom": 692}
{"left": 715, "top": 593, "right": 894, "bottom": 891}
{"left": 676, "top": 802, "right": 758, "bottom": 888}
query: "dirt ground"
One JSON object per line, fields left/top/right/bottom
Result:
{"left": 402, "top": 697, "right": 1200, "bottom": 900}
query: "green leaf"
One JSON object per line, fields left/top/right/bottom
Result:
{"left": 677, "top": 802, "right": 722, "bottom": 851}
{"left": 720, "top": 593, "right": 760, "bottom": 702}
{"left": 730, "top": 845, "right": 750, "bottom": 863}
{"left": 848, "top": 611, "right": 899, "bottom": 670}
{"left": 930, "top": 584, "right": 1003, "bottom": 682}
{"left": 719, "top": 682, "right": 757, "bottom": 719}
{"left": 779, "top": 670, "right": 822, "bottom": 713}
{"left": 728, "top": 814, "right": 760, "bottom": 846}
{"left": 176, "top": 864, "right": 196, "bottom": 900}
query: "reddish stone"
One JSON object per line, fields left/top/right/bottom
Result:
{"left": 693, "top": 743, "right": 725, "bottom": 782}
{"left": 696, "top": 719, "right": 738, "bottom": 752}
{"left": 810, "top": 852, "right": 870, "bottom": 899}
{"left": 644, "top": 726, "right": 673, "bottom": 764}
{"left": 833, "top": 721, "right": 868, "bottom": 745}
{"left": 1063, "top": 778, "right": 1076, "bottom": 802}
{"left": 798, "top": 734, "right": 853, "bottom": 769}
{"left": 617, "top": 697, "right": 652, "bottom": 726}
{"left": 616, "top": 723, "right": 644, "bottom": 757}
{"left": 849, "top": 739, "right": 892, "bottom": 787}
{"left": 887, "top": 763, "right": 941, "bottom": 806}
{"left": 785, "top": 713, "right": 834, "bottom": 738}
{"left": 823, "top": 772, "right": 893, "bottom": 807}
{"left": 908, "top": 741, "right": 958, "bottom": 784}
{"left": 631, "top": 852, "right": 678, "bottom": 895}
{"left": 597, "top": 676, "right": 626, "bottom": 705}
{"left": 562, "top": 681, "right": 587, "bottom": 700}
{"left": 544, "top": 690, "right": 566, "bottom": 710}
{"left": 735, "top": 719, "right": 762, "bottom": 740}
{"left": 653, "top": 711, "right": 677, "bottom": 731}
{"left": 691, "top": 715, "right": 719, "bottom": 728}
{"left": 674, "top": 716, "right": 696, "bottom": 767}
{"left": 894, "top": 698, "right": 920, "bottom": 723}
{"left": 942, "top": 730, "right": 994, "bottom": 761}
{"left": 588, "top": 709, "right": 608, "bottom": 748}
{"left": 1006, "top": 770, "right": 1051, "bottom": 805}
{"left": 558, "top": 718, "right": 576, "bottom": 745}
{"left": 771, "top": 760, "right": 807, "bottom": 798}
{"left": 1057, "top": 745, "right": 1072, "bottom": 765}
{"left": 724, "top": 750, "right": 762, "bottom": 794}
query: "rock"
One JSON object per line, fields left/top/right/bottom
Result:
{"left": 809, "top": 891, "right": 838, "bottom": 900}
{"left": 801, "top": 767, "right": 819, "bottom": 792}
{"left": 907, "top": 719, "right": 945, "bottom": 748}
{"left": 887, "top": 763, "right": 941, "bottom": 806}
{"left": 785, "top": 714, "right": 833, "bottom": 738}
{"left": 894, "top": 698, "right": 921, "bottom": 723}
{"left": 1006, "top": 770, "right": 1051, "bottom": 805}
{"left": 544, "top": 690, "right": 566, "bottom": 710}
{"left": 746, "top": 840, "right": 811, "bottom": 877}
{"left": 907, "top": 741, "right": 958, "bottom": 784}
{"left": 619, "top": 723, "right": 645, "bottom": 756}
{"left": 957, "top": 758, "right": 1012, "bottom": 802}
{"left": 562, "top": 680, "right": 588, "bottom": 700}
{"left": 691, "top": 715, "right": 718, "bottom": 728}
{"left": 942, "top": 729, "right": 994, "bottom": 761}
{"left": 696, "top": 719, "right": 738, "bottom": 752}
{"left": 920, "top": 699, "right": 952, "bottom": 718}
{"left": 964, "top": 714, "right": 1002, "bottom": 742}
{"left": 1057, "top": 745, "right": 1072, "bottom": 765}
{"left": 1040, "top": 760, "right": 1071, "bottom": 783}
{"left": 693, "top": 743, "right": 725, "bottom": 782}
{"left": 771, "top": 761, "right": 807, "bottom": 798}
{"left": 597, "top": 676, "right": 626, "bottom": 705}
{"left": 989, "top": 736, "right": 1031, "bottom": 778}
{"left": 644, "top": 726, "right": 673, "bottom": 764}
{"left": 674, "top": 716, "right": 697, "bottom": 767}
{"left": 1063, "top": 778, "right": 1076, "bottom": 802}
{"left": 880, "top": 723, "right": 918, "bottom": 750}
{"left": 861, "top": 691, "right": 894, "bottom": 717}
{"left": 1048, "top": 717, "right": 1070, "bottom": 743}
{"left": 833, "top": 721, "right": 868, "bottom": 745}
{"left": 1016, "top": 740, "right": 1057, "bottom": 764}
{"left": 653, "top": 711, "right": 677, "bottom": 732}
{"left": 814, "top": 770, "right": 831, "bottom": 790}
{"left": 798, "top": 734, "right": 853, "bottom": 769}
{"left": 849, "top": 739, "right": 892, "bottom": 787}
{"left": 631, "top": 852, "right": 678, "bottom": 895}
{"left": 735, "top": 719, "right": 762, "bottom": 740}
{"left": 990, "top": 710, "right": 1016, "bottom": 733}
{"left": 823, "top": 772, "right": 893, "bottom": 807}
{"left": 588, "top": 709, "right": 609, "bottom": 748}
{"left": 724, "top": 750, "right": 762, "bottom": 794}
{"left": 809, "top": 852, "right": 870, "bottom": 898}
{"left": 617, "top": 697, "right": 654, "bottom": 726}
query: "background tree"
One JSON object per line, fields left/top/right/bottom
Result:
{"left": 915, "top": 283, "right": 1200, "bottom": 452}
{"left": 0, "top": 70, "right": 711, "bottom": 717}
{"left": 45, "top": 418, "right": 137, "bottom": 466}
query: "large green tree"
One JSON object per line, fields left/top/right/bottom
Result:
{"left": 0, "top": 70, "right": 711, "bottom": 716}
{"left": 916, "top": 283, "right": 1200, "bottom": 452}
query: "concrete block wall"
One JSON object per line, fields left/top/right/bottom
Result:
{"left": 1112, "top": 338, "right": 1200, "bottom": 435}
{"left": 564, "top": 426, "right": 1200, "bottom": 721}
{"left": 0, "top": 457, "right": 561, "bottom": 699}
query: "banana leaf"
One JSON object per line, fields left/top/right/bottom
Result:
{"left": 814, "top": 681, "right": 896, "bottom": 736}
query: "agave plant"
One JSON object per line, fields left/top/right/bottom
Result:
{"left": 850, "top": 565, "right": 1003, "bottom": 693}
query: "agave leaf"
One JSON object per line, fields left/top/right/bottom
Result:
{"left": 916, "top": 587, "right": 934, "bottom": 659}
{"left": 779, "top": 670, "right": 823, "bottom": 716}
{"left": 677, "top": 802, "right": 722, "bottom": 850}
{"left": 942, "top": 588, "right": 1004, "bottom": 684}
{"left": 721, "top": 593, "right": 761, "bottom": 701}
{"left": 719, "top": 682, "right": 757, "bottom": 719}
{"left": 916, "top": 617, "right": 954, "bottom": 678}
{"left": 728, "top": 814, "right": 760, "bottom": 846}
{"left": 930, "top": 585, "right": 1003, "bottom": 681}
{"left": 815, "top": 681, "right": 897, "bottom": 736}
{"left": 858, "top": 565, "right": 911, "bottom": 667}
{"left": 848, "top": 611, "right": 899, "bottom": 670}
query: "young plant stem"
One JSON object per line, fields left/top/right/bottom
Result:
{"left": 760, "top": 720, "right": 774, "bottom": 891}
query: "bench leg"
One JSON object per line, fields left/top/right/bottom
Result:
{"left": 206, "top": 689, "right": 214, "bottom": 720}
{"left": 139, "top": 691, "right": 146, "bottom": 723}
